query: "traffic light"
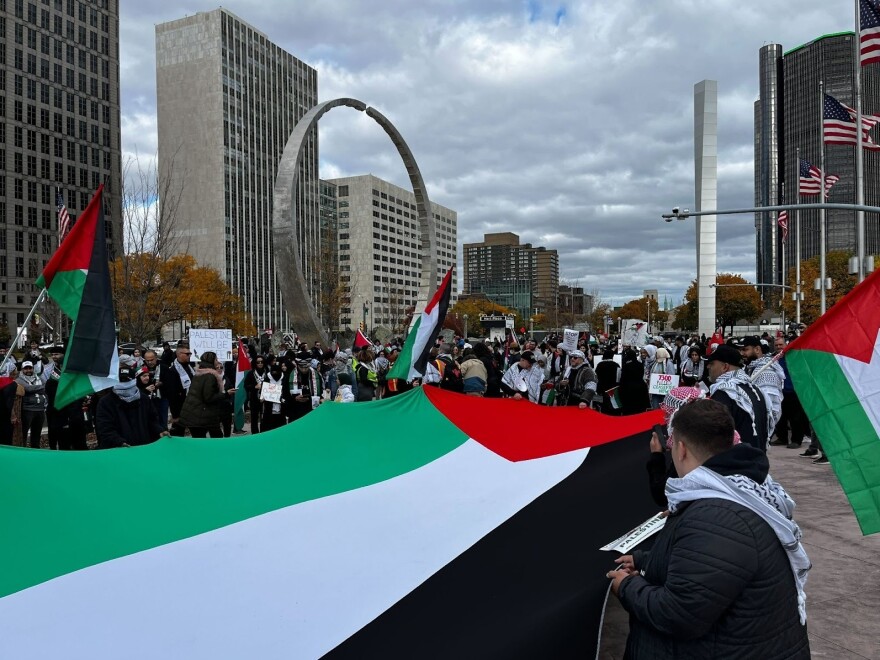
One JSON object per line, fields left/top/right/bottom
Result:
{"left": 359, "top": 322, "right": 364, "bottom": 331}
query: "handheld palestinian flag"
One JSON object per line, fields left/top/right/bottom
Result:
{"left": 353, "top": 328, "right": 371, "bottom": 350}
{"left": 387, "top": 267, "right": 452, "bottom": 382}
{"left": 233, "top": 338, "right": 251, "bottom": 432}
{"left": 787, "top": 268, "right": 880, "bottom": 535}
{"left": 0, "top": 388, "right": 662, "bottom": 658}
{"left": 606, "top": 386, "right": 622, "bottom": 410}
{"left": 35, "top": 184, "right": 118, "bottom": 409}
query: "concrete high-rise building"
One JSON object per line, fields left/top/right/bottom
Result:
{"left": 462, "top": 232, "right": 559, "bottom": 319}
{"left": 156, "top": 9, "right": 320, "bottom": 331}
{"left": 755, "top": 34, "right": 880, "bottom": 296}
{"left": 0, "top": 0, "right": 122, "bottom": 333}
{"left": 327, "top": 174, "right": 457, "bottom": 335}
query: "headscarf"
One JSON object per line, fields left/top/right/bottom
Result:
{"left": 112, "top": 378, "right": 142, "bottom": 403}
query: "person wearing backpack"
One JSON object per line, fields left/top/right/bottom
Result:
{"left": 423, "top": 343, "right": 464, "bottom": 392}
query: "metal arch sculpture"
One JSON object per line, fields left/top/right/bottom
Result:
{"left": 272, "top": 98, "right": 439, "bottom": 345}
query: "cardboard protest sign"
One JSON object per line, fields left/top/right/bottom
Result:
{"left": 648, "top": 373, "right": 679, "bottom": 396}
{"left": 190, "top": 329, "right": 234, "bottom": 362}
{"left": 622, "top": 320, "right": 648, "bottom": 348}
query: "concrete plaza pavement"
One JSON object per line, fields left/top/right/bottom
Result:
{"left": 599, "top": 445, "right": 880, "bottom": 659}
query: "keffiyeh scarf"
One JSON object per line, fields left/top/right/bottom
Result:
{"left": 666, "top": 466, "right": 810, "bottom": 624}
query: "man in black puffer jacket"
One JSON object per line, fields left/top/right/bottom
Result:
{"left": 608, "top": 398, "right": 811, "bottom": 659}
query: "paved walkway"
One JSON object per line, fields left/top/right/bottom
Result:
{"left": 599, "top": 446, "right": 880, "bottom": 659}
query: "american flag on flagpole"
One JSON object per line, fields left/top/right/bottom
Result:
{"left": 823, "top": 93, "right": 880, "bottom": 150}
{"left": 777, "top": 210, "right": 789, "bottom": 242}
{"left": 56, "top": 189, "right": 71, "bottom": 243}
{"left": 798, "top": 159, "right": 840, "bottom": 197}
{"left": 860, "top": 0, "right": 880, "bottom": 66}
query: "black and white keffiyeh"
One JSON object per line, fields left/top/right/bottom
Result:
{"left": 666, "top": 466, "right": 810, "bottom": 624}
{"left": 709, "top": 369, "right": 769, "bottom": 438}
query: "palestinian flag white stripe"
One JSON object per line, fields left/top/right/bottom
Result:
{"left": 0, "top": 441, "right": 587, "bottom": 659}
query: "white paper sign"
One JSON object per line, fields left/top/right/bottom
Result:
{"left": 593, "top": 354, "right": 623, "bottom": 368}
{"left": 561, "top": 329, "right": 579, "bottom": 353}
{"left": 622, "top": 319, "right": 648, "bottom": 348}
{"left": 600, "top": 512, "right": 668, "bottom": 553}
{"left": 190, "top": 328, "right": 234, "bottom": 362}
{"left": 648, "top": 373, "right": 679, "bottom": 396}
{"left": 260, "top": 382, "right": 283, "bottom": 403}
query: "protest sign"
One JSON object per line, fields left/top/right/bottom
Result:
{"left": 260, "top": 382, "right": 283, "bottom": 403}
{"left": 190, "top": 329, "right": 234, "bottom": 362}
{"left": 561, "top": 329, "right": 579, "bottom": 353}
{"left": 622, "top": 320, "right": 648, "bottom": 348}
{"left": 648, "top": 373, "right": 679, "bottom": 396}
{"left": 593, "top": 354, "right": 622, "bottom": 368}
{"left": 600, "top": 512, "right": 667, "bottom": 553}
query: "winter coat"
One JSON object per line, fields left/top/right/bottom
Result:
{"left": 179, "top": 369, "right": 227, "bottom": 429}
{"left": 95, "top": 393, "right": 165, "bottom": 448}
{"left": 618, "top": 445, "right": 810, "bottom": 660}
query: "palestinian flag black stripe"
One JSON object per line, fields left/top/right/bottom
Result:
{"left": 325, "top": 432, "right": 657, "bottom": 660}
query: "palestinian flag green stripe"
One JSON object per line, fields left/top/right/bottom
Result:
{"left": 788, "top": 348, "right": 880, "bottom": 535}
{"left": 41, "top": 268, "right": 87, "bottom": 320}
{"left": 0, "top": 388, "right": 468, "bottom": 598}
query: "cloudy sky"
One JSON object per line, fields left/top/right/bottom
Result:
{"left": 120, "top": 0, "right": 857, "bottom": 306}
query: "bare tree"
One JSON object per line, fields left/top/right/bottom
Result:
{"left": 111, "top": 150, "right": 188, "bottom": 344}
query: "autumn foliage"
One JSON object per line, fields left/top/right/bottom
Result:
{"left": 111, "top": 253, "right": 253, "bottom": 343}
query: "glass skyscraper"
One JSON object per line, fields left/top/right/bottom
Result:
{"left": 755, "top": 33, "right": 880, "bottom": 296}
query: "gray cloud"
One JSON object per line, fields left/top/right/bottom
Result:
{"left": 120, "top": 0, "right": 852, "bottom": 306}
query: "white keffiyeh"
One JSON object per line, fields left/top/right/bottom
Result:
{"left": 666, "top": 466, "right": 811, "bottom": 624}
{"left": 174, "top": 360, "right": 192, "bottom": 392}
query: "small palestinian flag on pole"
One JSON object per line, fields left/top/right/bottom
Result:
{"left": 387, "top": 267, "right": 453, "bottom": 382}
{"left": 35, "top": 184, "right": 118, "bottom": 409}
{"left": 786, "top": 267, "right": 880, "bottom": 535}
{"left": 605, "top": 386, "right": 622, "bottom": 410}
{"left": 233, "top": 337, "right": 251, "bottom": 432}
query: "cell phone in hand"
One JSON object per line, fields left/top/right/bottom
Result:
{"left": 652, "top": 424, "right": 668, "bottom": 444}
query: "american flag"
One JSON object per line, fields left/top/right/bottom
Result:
{"left": 798, "top": 159, "right": 840, "bottom": 197}
{"left": 57, "top": 190, "right": 71, "bottom": 242}
{"left": 823, "top": 93, "right": 880, "bottom": 150}
{"left": 860, "top": 0, "right": 880, "bottom": 66}
{"left": 777, "top": 210, "right": 789, "bottom": 242}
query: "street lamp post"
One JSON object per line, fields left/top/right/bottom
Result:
{"left": 362, "top": 301, "right": 370, "bottom": 338}
{"left": 463, "top": 314, "right": 468, "bottom": 339}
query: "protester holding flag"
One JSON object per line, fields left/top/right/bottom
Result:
{"left": 595, "top": 348, "right": 621, "bottom": 414}
{"left": 232, "top": 340, "right": 251, "bottom": 434}
{"left": 16, "top": 362, "right": 49, "bottom": 449}
{"left": 243, "top": 356, "right": 267, "bottom": 434}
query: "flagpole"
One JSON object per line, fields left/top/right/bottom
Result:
{"left": 781, "top": 181, "right": 786, "bottom": 335}
{"left": 795, "top": 147, "right": 802, "bottom": 325}
{"left": 819, "top": 80, "right": 828, "bottom": 316}
{"left": 0, "top": 288, "right": 48, "bottom": 373}
{"left": 855, "top": 0, "right": 867, "bottom": 282}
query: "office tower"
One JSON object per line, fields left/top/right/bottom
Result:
{"left": 755, "top": 34, "right": 880, "bottom": 296}
{"left": 462, "top": 232, "right": 559, "bottom": 319}
{"left": 156, "top": 8, "right": 320, "bottom": 331}
{"left": 327, "top": 174, "right": 457, "bottom": 335}
{"left": 0, "top": 0, "right": 122, "bottom": 334}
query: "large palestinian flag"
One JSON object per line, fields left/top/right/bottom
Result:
{"left": 0, "top": 389, "right": 662, "bottom": 658}
{"left": 787, "top": 267, "right": 880, "bottom": 535}
{"left": 35, "top": 184, "right": 118, "bottom": 409}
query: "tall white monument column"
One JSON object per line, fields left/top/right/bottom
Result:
{"left": 694, "top": 80, "right": 717, "bottom": 338}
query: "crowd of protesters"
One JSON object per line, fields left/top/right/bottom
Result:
{"left": 0, "top": 326, "right": 817, "bottom": 462}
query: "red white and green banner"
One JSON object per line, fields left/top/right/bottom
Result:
{"left": 387, "top": 267, "right": 453, "bottom": 382}
{"left": 233, "top": 337, "right": 251, "bottom": 432}
{"left": 0, "top": 388, "right": 662, "bottom": 658}
{"left": 787, "top": 268, "right": 880, "bottom": 535}
{"left": 35, "top": 184, "right": 118, "bottom": 408}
